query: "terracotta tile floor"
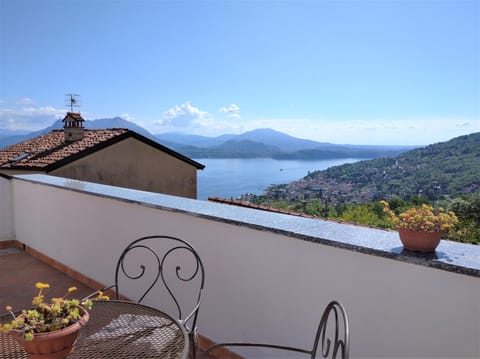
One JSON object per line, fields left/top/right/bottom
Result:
{"left": 0, "top": 248, "right": 95, "bottom": 314}
{"left": 0, "top": 248, "right": 221, "bottom": 359}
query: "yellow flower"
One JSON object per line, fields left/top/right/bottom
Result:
{"left": 95, "top": 291, "right": 110, "bottom": 300}
{"left": 32, "top": 295, "right": 44, "bottom": 306}
{"left": 380, "top": 201, "right": 458, "bottom": 233}
{"left": 2, "top": 283, "right": 98, "bottom": 341}
{"left": 35, "top": 282, "right": 50, "bottom": 289}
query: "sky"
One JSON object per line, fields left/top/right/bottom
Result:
{"left": 0, "top": 0, "right": 478, "bottom": 145}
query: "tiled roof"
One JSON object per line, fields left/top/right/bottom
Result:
{"left": 0, "top": 129, "right": 205, "bottom": 171}
{"left": 0, "top": 129, "right": 128, "bottom": 170}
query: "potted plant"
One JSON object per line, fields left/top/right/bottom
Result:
{"left": 380, "top": 201, "right": 459, "bottom": 252}
{"left": 0, "top": 282, "right": 108, "bottom": 359}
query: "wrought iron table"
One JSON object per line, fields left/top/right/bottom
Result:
{"left": 0, "top": 300, "right": 189, "bottom": 359}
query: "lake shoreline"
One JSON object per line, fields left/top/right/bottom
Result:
{"left": 194, "top": 157, "right": 367, "bottom": 201}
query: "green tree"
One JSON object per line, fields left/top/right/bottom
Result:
{"left": 340, "top": 204, "right": 390, "bottom": 228}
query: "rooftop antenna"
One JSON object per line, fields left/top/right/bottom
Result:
{"left": 65, "top": 94, "right": 81, "bottom": 112}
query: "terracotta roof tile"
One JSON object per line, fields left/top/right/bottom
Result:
{"left": 0, "top": 129, "right": 128, "bottom": 170}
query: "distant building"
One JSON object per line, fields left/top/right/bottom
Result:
{"left": 0, "top": 112, "right": 204, "bottom": 199}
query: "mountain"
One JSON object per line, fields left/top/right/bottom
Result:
{"left": 280, "top": 132, "right": 480, "bottom": 202}
{"left": 0, "top": 117, "right": 157, "bottom": 148}
{"left": 176, "top": 139, "right": 282, "bottom": 158}
{"left": 155, "top": 128, "right": 327, "bottom": 151}
{"left": 1, "top": 120, "right": 415, "bottom": 160}
{"left": 85, "top": 117, "right": 155, "bottom": 139}
{"left": 0, "top": 134, "right": 33, "bottom": 148}
{"left": 155, "top": 132, "right": 236, "bottom": 148}
{"left": 158, "top": 128, "right": 415, "bottom": 159}
{"left": 0, "top": 127, "right": 49, "bottom": 148}
{"left": 0, "top": 129, "right": 30, "bottom": 137}
{"left": 232, "top": 128, "right": 327, "bottom": 151}
{"left": 272, "top": 144, "right": 411, "bottom": 160}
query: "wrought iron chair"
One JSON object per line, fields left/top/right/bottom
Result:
{"left": 201, "top": 300, "right": 349, "bottom": 359}
{"left": 85, "top": 235, "right": 205, "bottom": 359}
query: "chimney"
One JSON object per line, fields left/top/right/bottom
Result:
{"left": 62, "top": 112, "right": 85, "bottom": 142}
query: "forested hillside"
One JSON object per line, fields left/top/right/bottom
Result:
{"left": 304, "top": 132, "right": 480, "bottom": 201}
{"left": 245, "top": 133, "right": 480, "bottom": 244}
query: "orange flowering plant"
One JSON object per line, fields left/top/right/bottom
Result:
{"left": 380, "top": 201, "right": 458, "bottom": 232}
{"left": 0, "top": 282, "right": 108, "bottom": 341}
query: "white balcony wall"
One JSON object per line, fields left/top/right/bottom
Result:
{"left": 0, "top": 176, "right": 15, "bottom": 240}
{"left": 11, "top": 176, "right": 480, "bottom": 359}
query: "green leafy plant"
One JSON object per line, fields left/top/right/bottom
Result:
{"left": 380, "top": 201, "right": 458, "bottom": 232}
{"left": 0, "top": 282, "right": 108, "bottom": 341}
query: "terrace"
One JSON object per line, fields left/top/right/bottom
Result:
{"left": 1, "top": 173, "right": 479, "bottom": 358}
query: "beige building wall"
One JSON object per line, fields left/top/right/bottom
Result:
{"left": 50, "top": 137, "right": 198, "bottom": 198}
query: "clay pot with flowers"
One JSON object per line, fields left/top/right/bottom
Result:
{"left": 381, "top": 201, "right": 459, "bottom": 252}
{"left": 0, "top": 282, "right": 108, "bottom": 359}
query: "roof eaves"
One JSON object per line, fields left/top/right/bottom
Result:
{"left": 0, "top": 172, "right": 12, "bottom": 179}
{"left": 43, "top": 129, "right": 204, "bottom": 172}
{"left": 1, "top": 165, "right": 45, "bottom": 171}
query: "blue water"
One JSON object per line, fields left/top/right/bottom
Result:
{"left": 194, "top": 158, "right": 364, "bottom": 200}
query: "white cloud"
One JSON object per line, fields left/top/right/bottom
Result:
{"left": 219, "top": 104, "right": 240, "bottom": 113}
{"left": 18, "top": 97, "right": 34, "bottom": 105}
{"left": 150, "top": 103, "right": 479, "bottom": 144}
{"left": 157, "top": 102, "right": 211, "bottom": 128}
{"left": 0, "top": 106, "right": 65, "bottom": 131}
{"left": 219, "top": 103, "right": 241, "bottom": 120}
{"left": 151, "top": 102, "right": 244, "bottom": 136}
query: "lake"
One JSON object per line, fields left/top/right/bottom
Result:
{"left": 194, "top": 158, "right": 364, "bottom": 200}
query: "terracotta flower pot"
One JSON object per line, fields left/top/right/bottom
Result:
{"left": 10, "top": 307, "right": 89, "bottom": 359}
{"left": 398, "top": 229, "right": 443, "bottom": 253}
